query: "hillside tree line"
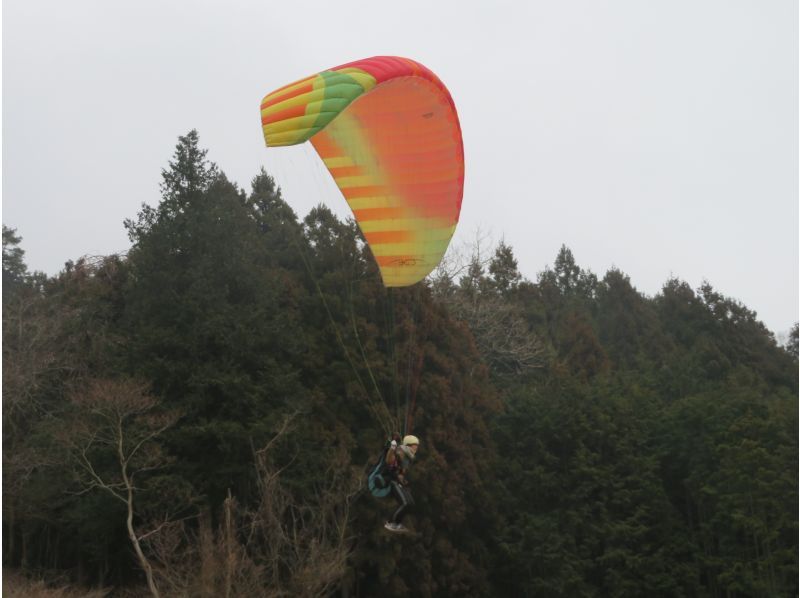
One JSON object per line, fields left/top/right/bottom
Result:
{"left": 3, "top": 131, "right": 797, "bottom": 597}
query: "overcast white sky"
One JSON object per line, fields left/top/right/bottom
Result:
{"left": 3, "top": 0, "right": 798, "bottom": 334}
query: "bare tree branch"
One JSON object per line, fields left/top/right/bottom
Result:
{"left": 147, "top": 418, "right": 360, "bottom": 597}
{"left": 60, "top": 378, "right": 183, "bottom": 598}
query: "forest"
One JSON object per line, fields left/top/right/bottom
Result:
{"left": 3, "top": 131, "right": 797, "bottom": 597}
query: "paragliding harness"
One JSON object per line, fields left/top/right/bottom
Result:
{"left": 367, "top": 436, "right": 401, "bottom": 498}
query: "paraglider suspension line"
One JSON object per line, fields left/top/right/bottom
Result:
{"left": 290, "top": 234, "right": 395, "bottom": 436}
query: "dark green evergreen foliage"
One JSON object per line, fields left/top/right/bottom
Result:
{"left": 3, "top": 133, "right": 796, "bottom": 596}
{"left": 249, "top": 168, "right": 304, "bottom": 270}
{"left": 596, "top": 268, "right": 670, "bottom": 369}
{"left": 786, "top": 323, "right": 799, "bottom": 358}
{"left": 3, "top": 225, "right": 29, "bottom": 299}
{"left": 659, "top": 370, "right": 798, "bottom": 597}
{"left": 541, "top": 245, "right": 599, "bottom": 302}
{"left": 122, "top": 132, "right": 310, "bottom": 503}
{"left": 444, "top": 240, "right": 796, "bottom": 597}
{"left": 493, "top": 378, "right": 696, "bottom": 597}
{"left": 488, "top": 240, "right": 522, "bottom": 293}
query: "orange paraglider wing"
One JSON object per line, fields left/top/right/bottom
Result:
{"left": 261, "top": 56, "right": 464, "bottom": 287}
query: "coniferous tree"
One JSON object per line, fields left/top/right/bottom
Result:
{"left": 2, "top": 225, "right": 29, "bottom": 297}
{"left": 787, "top": 323, "right": 798, "bottom": 358}
{"left": 123, "top": 132, "right": 309, "bottom": 503}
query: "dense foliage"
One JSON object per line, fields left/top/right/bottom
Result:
{"left": 3, "top": 132, "right": 797, "bottom": 597}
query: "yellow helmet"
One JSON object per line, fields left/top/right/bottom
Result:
{"left": 402, "top": 435, "right": 420, "bottom": 446}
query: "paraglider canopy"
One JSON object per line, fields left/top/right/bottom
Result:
{"left": 260, "top": 56, "right": 464, "bottom": 287}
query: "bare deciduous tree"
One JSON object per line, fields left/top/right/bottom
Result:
{"left": 248, "top": 417, "right": 359, "bottom": 597}
{"left": 145, "top": 497, "right": 264, "bottom": 598}
{"left": 147, "top": 415, "right": 361, "bottom": 597}
{"left": 429, "top": 227, "right": 495, "bottom": 297}
{"left": 3, "top": 291, "right": 73, "bottom": 430}
{"left": 449, "top": 292, "right": 547, "bottom": 375}
{"left": 3, "top": 255, "right": 136, "bottom": 571}
{"left": 3, "top": 255, "right": 126, "bottom": 427}
{"left": 431, "top": 230, "right": 547, "bottom": 376}
{"left": 3, "top": 282, "right": 82, "bottom": 566}
{"left": 61, "top": 379, "right": 180, "bottom": 598}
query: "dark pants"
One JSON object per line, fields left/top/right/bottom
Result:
{"left": 389, "top": 481, "right": 414, "bottom": 524}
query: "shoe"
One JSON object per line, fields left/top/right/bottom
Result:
{"left": 384, "top": 521, "right": 409, "bottom": 533}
